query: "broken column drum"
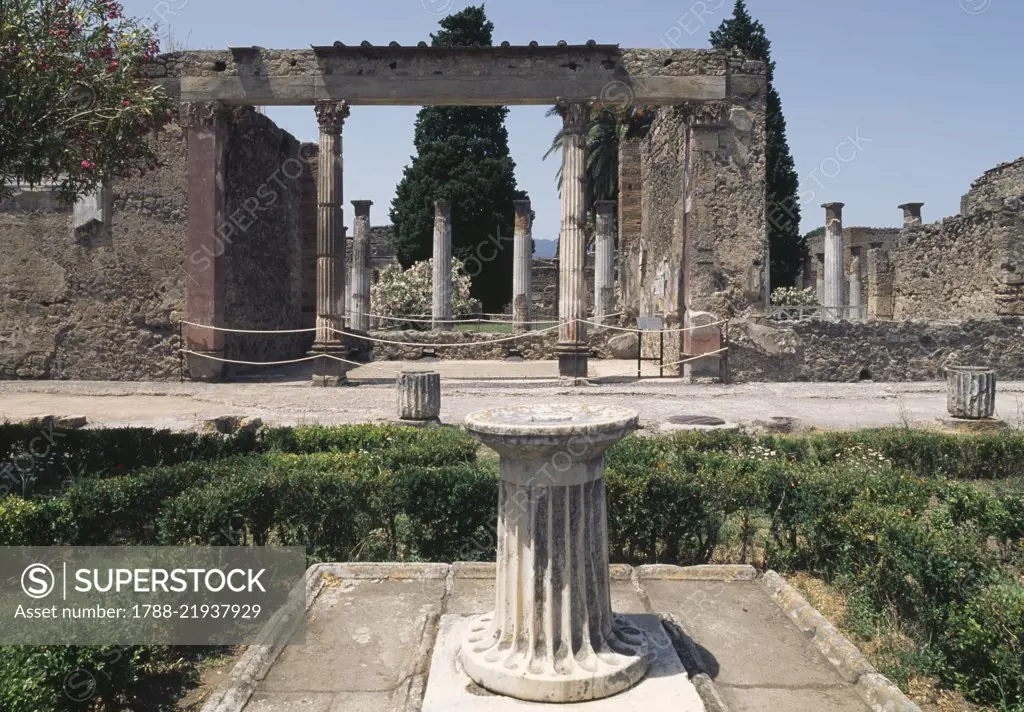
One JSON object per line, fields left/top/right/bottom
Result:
{"left": 946, "top": 366, "right": 996, "bottom": 419}
{"left": 460, "top": 404, "right": 649, "bottom": 703}
{"left": 396, "top": 371, "right": 441, "bottom": 421}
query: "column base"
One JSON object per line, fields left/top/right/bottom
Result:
{"left": 460, "top": 611, "right": 650, "bottom": 703}
{"left": 556, "top": 344, "right": 589, "bottom": 380}
{"left": 308, "top": 343, "right": 352, "bottom": 386}
{"left": 185, "top": 350, "right": 227, "bottom": 382}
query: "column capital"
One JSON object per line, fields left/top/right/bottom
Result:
{"left": 434, "top": 198, "right": 451, "bottom": 213}
{"left": 179, "top": 101, "right": 228, "bottom": 129}
{"left": 314, "top": 100, "right": 351, "bottom": 133}
{"left": 513, "top": 198, "right": 532, "bottom": 213}
{"left": 594, "top": 199, "right": 616, "bottom": 215}
{"left": 555, "top": 99, "right": 593, "bottom": 136}
{"left": 351, "top": 199, "right": 373, "bottom": 214}
{"left": 822, "top": 202, "right": 845, "bottom": 223}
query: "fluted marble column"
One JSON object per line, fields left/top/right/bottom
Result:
{"left": 849, "top": 253, "right": 862, "bottom": 321}
{"left": 350, "top": 201, "right": 373, "bottom": 332}
{"left": 822, "top": 202, "right": 845, "bottom": 322}
{"left": 460, "top": 404, "right": 649, "bottom": 703}
{"left": 512, "top": 199, "right": 533, "bottom": 333}
{"left": 594, "top": 200, "right": 616, "bottom": 324}
{"left": 898, "top": 202, "right": 924, "bottom": 228}
{"left": 432, "top": 199, "right": 453, "bottom": 331}
{"left": 556, "top": 101, "right": 591, "bottom": 380}
{"left": 311, "top": 100, "right": 350, "bottom": 386}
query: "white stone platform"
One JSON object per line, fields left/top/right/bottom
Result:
{"left": 198, "top": 563, "right": 918, "bottom": 712}
{"left": 422, "top": 613, "right": 704, "bottom": 711}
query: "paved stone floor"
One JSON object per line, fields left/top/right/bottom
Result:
{"left": 205, "top": 564, "right": 877, "bottom": 712}
{"left": 1, "top": 361, "right": 1022, "bottom": 431}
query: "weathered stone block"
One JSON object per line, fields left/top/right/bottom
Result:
{"left": 397, "top": 371, "right": 440, "bottom": 421}
{"left": 946, "top": 366, "right": 996, "bottom": 419}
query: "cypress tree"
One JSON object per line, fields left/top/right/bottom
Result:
{"left": 389, "top": 5, "right": 526, "bottom": 312}
{"left": 710, "top": 1, "right": 803, "bottom": 289}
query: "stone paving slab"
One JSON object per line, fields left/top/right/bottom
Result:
{"left": 3, "top": 374, "right": 1023, "bottom": 431}
{"left": 198, "top": 563, "right": 911, "bottom": 712}
{"left": 643, "top": 579, "right": 870, "bottom": 711}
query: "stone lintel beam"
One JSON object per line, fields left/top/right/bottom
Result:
{"left": 168, "top": 75, "right": 727, "bottom": 106}
{"left": 151, "top": 48, "right": 744, "bottom": 106}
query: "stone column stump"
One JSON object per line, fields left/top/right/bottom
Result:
{"left": 397, "top": 371, "right": 441, "bottom": 421}
{"left": 460, "top": 404, "right": 649, "bottom": 703}
{"left": 946, "top": 366, "right": 996, "bottom": 420}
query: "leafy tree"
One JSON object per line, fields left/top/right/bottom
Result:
{"left": 389, "top": 5, "right": 525, "bottom": 312}
{"left": 0, "top": 0, "right": 172, "bottom": 202}
{"left": 710, "top": 0, "right": 802, "bottom": 288}
{"left": 543, "top": 104, "right": 655, "bottom": 207}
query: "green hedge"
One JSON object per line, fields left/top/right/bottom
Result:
{"left": 0, "top": 423, "right": 478, "bottom": 498}
{"left": 2, "top": 426, "right": 1023, "bottom": 708}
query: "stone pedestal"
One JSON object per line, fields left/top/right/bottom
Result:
{"left": 822, "top": 202, "right": 845, "bottom": 321}
{"left": 556, "top": 101, "right": 591, "bottom": 381}
{"left": 397, "top": 371, "right": 441, "bottom": 421}
{"left": 460, "top": 404, "right": 649, "bottom": 703}
{"left": 432, "top": 200, "right": 453, "bottom": 331}
{"left": 683, "top": 311, "right": 722, "bottom": 380}
{"left": 309, "top": 344, "right": 351, "bottom": 387}
{"left": 512, "top": 200, "right": 533, "bottom": 333}
{"left": 594, "top": 200, "right": 616, "bottom": 324}
{"left": 946, "top": 366, "right": 996, "bottom": 419}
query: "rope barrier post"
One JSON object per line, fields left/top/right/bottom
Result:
{"left": 321, "top": 341, "right": 327, "bottom": 388}
{"left": 178, "top": 319, "right": 184, "bottom": 383}
{"left": 723, "top": 320, "right": 731, "bottom": 384}
{"left": 636, "top": 324, "right": 642, "bottom": 379}
{"left": 659, "top": 328, "right": 664, "bottom": 378}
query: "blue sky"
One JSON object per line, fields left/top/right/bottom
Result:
{"left": 124, "top": 0, "right": 1023, "bottom": 242}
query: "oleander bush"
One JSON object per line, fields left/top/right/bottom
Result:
{"left": 1, "top": 424, "right": 1022, "bottom": 708}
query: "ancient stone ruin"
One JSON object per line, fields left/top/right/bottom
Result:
{"left": 0, "top": 43, "right": 767, "bottom": 382}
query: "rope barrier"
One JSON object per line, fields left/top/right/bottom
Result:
{"left": 178, "top": 350, "right": 323, "bottom": 366}
{"left": 180, "top": 321, "right": 317, "bottom": 335}
{"left": 328, "top": 322, "right": 563, "bottom": 347}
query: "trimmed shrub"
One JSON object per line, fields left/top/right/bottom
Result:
{"left": 942, "top": 581, "right": 1024, "bottom": 705}
{"left": 0, "top": 645, "right": 175, "bottom": 712}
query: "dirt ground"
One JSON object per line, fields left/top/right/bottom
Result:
{"left": 1, "top": 360, "right": 1022, "bottom": 432}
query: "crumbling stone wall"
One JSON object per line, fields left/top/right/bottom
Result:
{"left": 729, "top": 317, "right": 1024, "bottom": 382}
{"left": 221, "top": 108, "right": 311, "bottom": 370}
{"left": 368, "top": 325, "right": 619, "bottom": 362}
{"left": 627, "top": 53, "right": 767, "bottom": 373}
{"left": 0, "top": 110, "right": 310, "bottom": 380}
{"left": 528, "top": 257, "right": 595, "bottom": 320}
{"left": 889, "top": 156, "right": 1024, "bottom": 320}
{"left": 0, "top": 126, "right": 188, "bottom": 380}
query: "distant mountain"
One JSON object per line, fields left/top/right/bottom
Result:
{"left": 532, "top": 239, "right": 557, "bottom": 258}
